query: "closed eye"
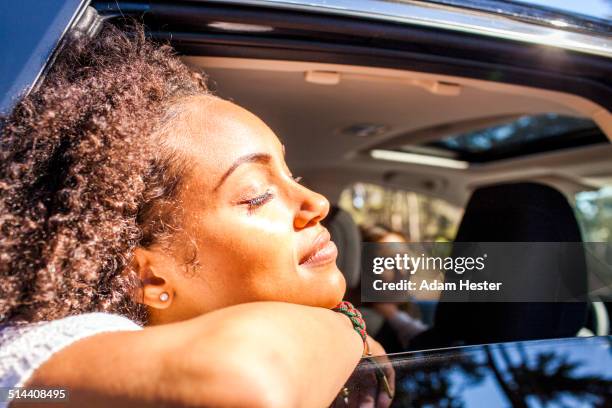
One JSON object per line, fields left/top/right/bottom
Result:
{"left": 240, "top": 190, "right": 274, "bottom": 212}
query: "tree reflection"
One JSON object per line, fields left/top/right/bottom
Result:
{"left": 334, "top": 339, "right": 612, "bottom": 407}
{"left": 393, "top": 351, "right": 485, "bottom": 407}
{"left": 488, "top": 343, "right": 612, "bottom": 408}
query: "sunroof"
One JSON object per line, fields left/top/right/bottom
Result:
{"left": 396, "top": 113, "right": 607, "bottom": 164}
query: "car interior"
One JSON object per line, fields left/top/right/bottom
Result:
{"left": 178, "top": 57, "right": 612, "bottom": 351}
{"left": 409, "top": 182, "right": 588, "bottom": 349}
{"left": 184, "top": 57, "right": 612, "bottom": 207}
{"left": 89, "top": 1, "right": 612, "bottom": 352}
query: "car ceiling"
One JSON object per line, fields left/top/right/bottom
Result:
{"left": 183, "top": 56, "right": 612, "bottom": 206}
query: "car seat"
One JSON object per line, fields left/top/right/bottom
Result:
{"left": 410, "top": 182, "right": 588, "bottom": 349}
{"left": 324, "top": 206, "right": 362, "bottom": 290}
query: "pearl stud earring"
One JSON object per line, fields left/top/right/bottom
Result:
{"left": 159, "top": 292, "right": 169, "bottom": 302}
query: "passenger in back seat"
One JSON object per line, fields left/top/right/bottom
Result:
{"left": 360, "top": 225, "right": 428, "bottom": 352}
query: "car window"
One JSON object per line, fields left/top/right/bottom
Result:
{"left": 338, "top": 182, "right": 462, "bottom": 242}
{"left": 575, "top": 186, "right": 612, "bottom": 243}
{"left": 337, "top": 336, "right": 612, "bottom": 407}
{"left": 383, "top": 113, "right": 606, "bottom": 164}
{"left": 574, "top": 185, "right": 612, "bottom": 309}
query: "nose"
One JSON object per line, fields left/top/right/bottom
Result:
{"left": 293, "top": 184, "right": 330, "bottom": 230}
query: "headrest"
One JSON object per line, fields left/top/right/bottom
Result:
{"left": 323, "top": 207, "right": 361, "bottom": 289}
{"left": 427, "top": 182, "right": 587, "bottom": 346}
{"left": 455, "top": 182, "right": 583, "bottom": 242}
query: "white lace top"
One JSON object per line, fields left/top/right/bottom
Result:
{"left": 0, "top": 312, "right": 142, "bottom": 407}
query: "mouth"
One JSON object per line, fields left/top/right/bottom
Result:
{"left": 299, "top": 229, "right": 338, "bottom": 268}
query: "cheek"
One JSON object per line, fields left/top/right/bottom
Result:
{"left": 188, "top": 206, "right": 298, "bottom": 279}
{"left": 177, "top": 204, "right": 346, "bottom": 309}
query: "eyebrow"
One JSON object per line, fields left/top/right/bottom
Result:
{"left": 214, "top": 152, "right": 272, "bottom": 191}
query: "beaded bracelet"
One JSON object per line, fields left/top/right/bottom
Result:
{"left": 332, "top": 301, "right": 370, "bottom": 355}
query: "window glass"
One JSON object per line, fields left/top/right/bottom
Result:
{"left": 574, "top": 186, "right": 612, "bottom": 298}
{"left": 339, "top": 336, "right": 612, "bottom": 407}
{"left": 338, "top": 182, "right": 462, "bottom": 242}
{"left": 575, "top": 186, "right": 612, "bottom": 243}
{"left": 393, "top": 113, "right": 605, "bottom": 163}
{"left": 429, "top": 114, "right": 594, "bottom": 154}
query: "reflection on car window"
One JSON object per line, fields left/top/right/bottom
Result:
{"left": 339, "top": 336, "right": 612, "bottom": 407}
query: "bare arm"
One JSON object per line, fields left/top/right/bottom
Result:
{"left": 23, "top": 302, "right": 363, "bottom": 408}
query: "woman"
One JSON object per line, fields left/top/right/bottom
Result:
{"left": 0, "top": 24, "right": 388, "bottom": 407}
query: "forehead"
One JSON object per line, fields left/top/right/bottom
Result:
{"left": 163, "top": 95, "right": 283, "bottom": 186}
{"left": 168, "top": 95, "right": 280, "bottom": 153}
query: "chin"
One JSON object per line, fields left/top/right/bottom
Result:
{"left": 311, "top": 268, "right": 347, "bottom": 309}
{"left": 275, "top": 265, "right": 347, "bottom": 308}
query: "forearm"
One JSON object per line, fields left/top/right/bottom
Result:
{"left": 24, "top": 302, "right": 363, "bottom": 408}
{"left": 167, "top": 302, "right": 364, "bottom": 407}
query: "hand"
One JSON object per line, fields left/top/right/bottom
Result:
{"left": 332, "top": 337, "right": 395, "bottom": 408}
{"left": 365, "top": 337, "right": 395, "bottom": 407}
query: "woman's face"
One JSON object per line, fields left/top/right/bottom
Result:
{"left": 140, "top": 96, "right": 346, "bottom": 322}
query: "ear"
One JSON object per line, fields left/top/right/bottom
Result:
{"left": 131, "top": 247, "right": 174, "bottom": 310}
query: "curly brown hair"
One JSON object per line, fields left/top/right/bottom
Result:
{"left": 0, "top": 23, "right": 210, "bottom": 324}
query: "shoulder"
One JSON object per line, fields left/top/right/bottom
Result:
{"left": 0, "top": 313, "right": 142, "bottom": 390}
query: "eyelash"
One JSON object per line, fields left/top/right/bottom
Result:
{"left": 241, "top": 190, "right": 274, "bottom": 212}
{"left": 238, "top": 176, "right": 300, "bottom": 213}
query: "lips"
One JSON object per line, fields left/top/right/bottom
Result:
{"left": 299, "top": 229, "right": 338, "bottom": 268}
